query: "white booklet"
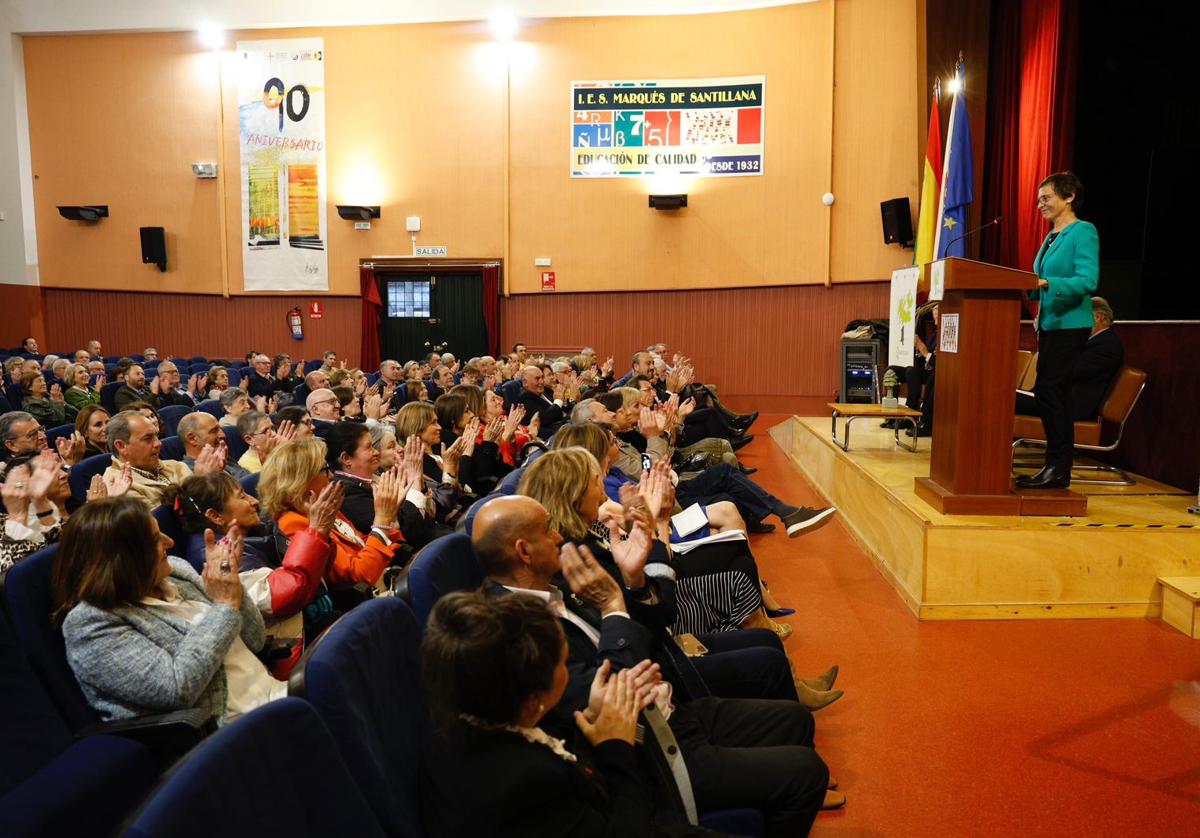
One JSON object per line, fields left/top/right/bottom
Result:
{"left": 672, "top": 529, "right": 748, "bottom": 554}
{"left": 670, "top": 503, "right": 709, "bottom": 538}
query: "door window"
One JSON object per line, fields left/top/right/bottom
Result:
{"left": 385, "top": 280, "right": 431, "bottom": 318}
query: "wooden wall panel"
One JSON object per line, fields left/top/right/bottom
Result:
{"left": 0, "top": 284, "right": 46, "bottom": 350}
{"left": 40, "top": 290, "right": 363, "bottom": 366}
{"left": 500, "top": 282, "right": 890, "bottom": 397}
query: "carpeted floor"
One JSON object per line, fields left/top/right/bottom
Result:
{"left": 736, "top": 415, "right": 1200, "bottom": 836}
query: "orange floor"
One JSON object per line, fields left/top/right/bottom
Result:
{"left": 737, "top": 415, "right": 1200, "bottom": 836}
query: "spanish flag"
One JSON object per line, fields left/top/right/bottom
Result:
{"left": 913, "top": 86, "right": 942, "bottom": 266}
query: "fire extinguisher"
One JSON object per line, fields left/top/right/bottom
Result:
{"left": 287, "top": 306, "right": 304, "bottom": 341}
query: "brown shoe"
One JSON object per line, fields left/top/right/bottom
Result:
{"left": 797, "top": 664, "right": 839, "bottom": 692}
{"left": 793, "top": 680, "right": 844, "bottom": 711}
{"left": 822, "top": 790, "right": 847, "bottom": 810}
{"left": 828, "top": 776, "right": 838, "bottom": 790}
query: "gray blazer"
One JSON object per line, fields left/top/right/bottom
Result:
{"left": 63, "top": 557, "right": 266, "bottom": 723}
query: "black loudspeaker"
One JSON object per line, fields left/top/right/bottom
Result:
{"left": 880, "top": 197, "right": 914, "bottom": 246}
{"left": 140, "top": 226, "right": 167, "bottom": 272}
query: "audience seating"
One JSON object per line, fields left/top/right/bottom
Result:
{"left": 158, "top": 435, "right": 185, "bottom": 462}
{"left": 195, "top": 399, "right": 223, "bottom": 418}
{"left": 404, "top": 533, "right": 484, "bottom": 626}
{"left": 289, "top": 597, "right": 425, "bottom": 837}
{"left": 99, "top": 381, "right": 123, "bottom": 413}
{"left": 123, "top": 698, "right": 385, "bottom": 838}
{"left": 240, "top": 472, "right": 260, "bottom": 498}
{"left": 150, "top": 506, "right": 185, "bottom": 556}
{"left": 304, "top": 360, "right": 323, "bottom": 373}
{"left": 43, "top": 423, "right": 75, "bottom": 450}
{"left": 224, "top": 428, "right": 250, "bottom": 464}
{"left": 0, "top": 395, "right": 10, "bottom": 414}
{"left": 157, "top": 405, "right": 192, "bottom": 437}
{"left": 1013, "top": 365, "right": 1149, "bottom": 485}
{"left": 68, "top": 453, "right": 111, "bottom": 504}
{"left": 0, "top": 611, "right": 159, "bottom": 837}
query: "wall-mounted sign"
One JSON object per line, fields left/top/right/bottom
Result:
{"left": 414, "top": 245, "right": 448, "bottom": 257}
{"left": 309, "top": 300, "right": 323, "bottom": 319}
{"left": 541, "top": 271, "right": 556, "bottom": 291}
{"left": 571, "top": 76, "right": 765, "bottom": 178}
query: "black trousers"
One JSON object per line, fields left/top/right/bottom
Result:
{"left": 1034, "top": 327, "right": 1091, "bottom": 470}
{"left": 691, "top": 629, "right": 797, "bottom": 702}
{"left": 672, "top": 696, "right": 827, "bottom": 837}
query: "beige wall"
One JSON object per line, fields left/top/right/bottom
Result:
{"left": 23, "top": 1, "right": 919, "bottom": 297}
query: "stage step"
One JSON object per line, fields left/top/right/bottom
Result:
{"left": 1158, "top": 577, "right": 1200, "bottom": 639}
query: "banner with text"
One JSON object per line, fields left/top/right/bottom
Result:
{"left": 888, "top": 266, "right": 921, "bottom": 367}
{"left": 571, "top": 76, "right": 765, "bottom": 178}
{"left": 237, "top": 38, "right": 328, "bottom": 291}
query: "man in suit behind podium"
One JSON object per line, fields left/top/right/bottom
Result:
{"left": 1016, "top": 296, "right": 1123, "bottom": 421}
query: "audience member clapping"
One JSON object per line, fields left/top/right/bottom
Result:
{"left": 104, "top": 410, "right": 219, "bottom": 507}
{"left": 218, "top": 387, "right": 251, "bottom": 428}
{"left": 55, "top": 496, "right": 281, "bottom": 725}
{"left": 20, "top": 370, "right": 75, "bottom": 425}
{"left": 75, "top": 404, "right": 111, "bottom": 457}
{"left": 63, "top": 362, "right": 103, "bottom": 411}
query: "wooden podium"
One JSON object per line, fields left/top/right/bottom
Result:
{"left": 913, "top": 258, "right": 1087, "bottom": 517}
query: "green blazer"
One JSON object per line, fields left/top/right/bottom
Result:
{"left": 1029, "top": 219, "right": 1099, "bottom": 331}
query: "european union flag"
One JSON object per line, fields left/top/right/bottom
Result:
{"left": 936, "top": 67, "right": 974, "bottom": 259}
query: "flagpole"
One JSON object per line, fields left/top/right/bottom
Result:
{"left": 932, "top": 60, "right": 962, "bottom": 258}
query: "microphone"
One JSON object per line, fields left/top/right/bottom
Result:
{"left": 943, "top": 215, "right": 1002, "bottom": 255}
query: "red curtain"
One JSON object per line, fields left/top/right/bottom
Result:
{"left": 481, "top": 264, "right": 500, "bottom": 357}
{"left": 981, "top": 0, "right": 1079, "bottom": 277}
{"left": 360, "top": 266, "right": 381, "bottom": 371}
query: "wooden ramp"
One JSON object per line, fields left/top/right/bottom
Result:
{"left": 771, "top": 415, "right": 1199, "bottom": 620}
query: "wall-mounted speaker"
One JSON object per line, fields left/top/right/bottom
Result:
{"left": 880, "top": 197, "right": 914, "bottom": 247}
{"left": 140, "top": 226, "right": 167, "bottom": 272}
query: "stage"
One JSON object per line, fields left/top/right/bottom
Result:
{"left": 771, "top": 415, "right": 1200, "bottom": 621}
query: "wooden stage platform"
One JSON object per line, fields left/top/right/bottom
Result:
{"left": 771, "top": 415, "right": 1200, "bottom": 621}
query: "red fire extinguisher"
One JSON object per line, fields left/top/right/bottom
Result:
{"left": 287, "top": 306, "right": 304, "bottom": 341}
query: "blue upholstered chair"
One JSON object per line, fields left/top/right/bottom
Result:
{"left": 0, "top": 610, "right": 159, "bottom": 837}
{"left": 223, "top": 425, "right": 250, "bottom": 464}
{"left": 288, "top": 598, "right": 425, "bottom": 838}
{"left": 156, "top": 404, "right": 193, "bottom": 437}
{"left": 404, "top": 533, "right": 484, "bottom": 627}
{"left": 124, "top": 699, "right": 384, "bottom": 838}
{"left": 240, "top": 472, "right": 261, "bottom": 498}
{"left": 68, "top": 452, "right": 111, "bottom": 504}
{"left": 195, "top": 399, "right": 223, "bottom": 419}
{"left": 99, "top": 381, "right": 123, "bottom": 414}
{"left": 43, "top": 423, "right": 76, "bottom": 450}
{"left": 158, "top": 435, "right": 185, "bottom": 462}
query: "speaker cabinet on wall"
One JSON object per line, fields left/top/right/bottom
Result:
{"left": 140, "top": 226, "right": 167, "bottom": 272}
{"left": 880, "top": 197, "right": 914, "bottom": 247}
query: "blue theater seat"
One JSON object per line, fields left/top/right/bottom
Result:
{"left": 156, "top": 404, "right": 193, "bottom": 437}
{"left": 404, "top": 533, "right": 484, "bottom": 627}
{"left": 68, "top": 453, "right": 111, "bottom": 504}
{"left": 158, "top": 435, "right": 185, "bottom": 462}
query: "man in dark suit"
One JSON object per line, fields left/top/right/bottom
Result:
{"left": 1017, "top": 296, "right": 1124, "bottom": 421}
{"left": 245, "top": 353, "right": 281, "bottom": 399}
{"left": 472, "top": 495, "right": 836, "bottom": 834}
{"left": 516, "top": 365, "right": 572, "bottom": 434}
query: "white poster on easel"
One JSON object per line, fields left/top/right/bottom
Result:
{"left": 888, "top": 266, "right": 920, "bottom": 367}
{"left": 928, "top": 259, "right": 946, "bottom": 302}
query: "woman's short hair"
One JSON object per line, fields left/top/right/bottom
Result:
{"left": 434, "top": 392, "right": 468, "bottom": 434}
{"left": 52, "top": 497, "right": 160, "bottom": 623}
{"left": 610, "top": 386, "right": 642, "bottom": 411}
{"left": 18, "top": 370, "right": 42, "bottom": 395}
{"left": 449, "top": 384, "right": 485, "bottom": 419}
{"left": 258, "top": 438, "right": 327, "bottom": 519}
{"left": 369, "top": 423, "right": 395, "bottom": 451}
{"left": 327, "top": 368, "right": 352, "bottom": 388}
{"left": 63, "top": 363, "right": 87, "bottom": 387}
{"left": 275, "top": 405, "right": 308, "bottom": 429}
{"left": 422, "top": 591, "right": 564, "bottom": 727}
{"left": 331, "top": 384, "right": 356, "bottom": 408}
{"left": 208, "top": 365, "right": 229, "bottom": 384}
{"left": 162, "top": 472, "right": 240, "bottom": 534}
{"left": 1039, "top": 171, "right": 1084, "bottom": 212}
{"left": 394, "top": 402, "right": 436, "bottom": 442}
{"left": 517, "top": 447, "right": 599, "bottom": 540}
{"left": 325, "top": 420, "right": 371, "bottom": 470}
{"left": 404, "top": 380, "right": 425, "bottom": 403}
{"left": 550, "top": 422, "right": 611, "bottom": 465}
{"left": 219, "top": 388, "right": 246, "bottom": 409}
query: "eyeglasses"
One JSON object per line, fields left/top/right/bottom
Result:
{"left": 299, "top": 418, "right": 316, "bottom": 427}
{"left": 9, "top": 425, "right": 47, "bottom": 442}
{"left": 312, "top": 398, "right": 339, "bottom": 409}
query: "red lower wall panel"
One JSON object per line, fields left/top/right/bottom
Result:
{"left": 38, "top": 289, "right": 363, "bottom": 366}
{"left": 500, "top": 283, "right": 891, "bottom": 399}
{"left": 0, "top": 284, "right": 47, "bottom": 350}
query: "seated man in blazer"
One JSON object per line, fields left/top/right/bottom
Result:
{"left": 515, "top": 365, "right": 572, "bottom": 434}
{"left": 472, "top": 495, "right": 836, "bottom": 836}
{"left": 1017, "top": 296, "right": 1124, "bottom": 421}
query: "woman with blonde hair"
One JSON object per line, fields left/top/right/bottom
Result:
{"left": 519, "top": 447, "right": 841, "bottom": 711}
{"left": 63, "top": 363, "right": 103, "bottom": 412}
{"left": 259, "top": 437, "right": 402, "bottom": 589}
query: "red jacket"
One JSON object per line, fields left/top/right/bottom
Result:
{"left": 277, "top": 511, "right": 400, "bottom": 588}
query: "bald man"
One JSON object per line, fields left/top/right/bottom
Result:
{"left": 471, "top": 495, "right": 833, "bottom": 832}
{"left": 177, "top": 411, "right": 248, "bottom": 480}
{"left": 515, "top": 365, "right": 571, "bottom": 434}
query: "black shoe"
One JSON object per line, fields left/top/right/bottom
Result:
{"left": 905, "top": 424, "right": 933, "bottom": 438}
{"left": 747, "top": 520, "right": 776, "bottom": 534}
{"left": 1015, "top": 465, "right": 1071, "bottom": 489}
{"left": 730, "top": 434, "right": 755, "bottom": 451}
{"left": 880, "top": 419, "right": 899, "bottom": 429}
{"left": 780, "top": 506, "right": 838, "bottom": 537}
{"left": 733, "top": 411, "right": 759, "bottom": 432}
{"left": 737, "top": 462, "right": 758, "bottom": 475}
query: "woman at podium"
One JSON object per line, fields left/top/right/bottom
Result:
{"left": 1016, "top": 172, "right": 1099, "bottom": 490}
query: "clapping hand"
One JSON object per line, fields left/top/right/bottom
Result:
{"left": 440, "top": 436, "right": 467, "bottom": 480}
{"left": 482, "top": 416, "right": 504, "bottom": 444}
{"left": 601, "top": 356, "right": 614, "bottom": 377}
{"left": 252, "top": 395, "right": 267, "bottom": 413}
{"left": 364, "top": 393, "right": 386, "bottom": 420}
{"left": 103, "top": 460, "right": 132, "bottom": 497}
{"left": 606, "top": 508, "right": 652, "bottom": 590}
{"left": 55, "top": 431, "right": 86, "bottom": 466}
{"left": 193, "top": 444, "right": 226, "bottom": 476}
{"left": 149, "top": 377, "right": 161, "bottom": 395}
{"left": 93, "top": 373, "right": 106, "bottom": 391}
{"left": 527, "top": 412, "right": 542, "bottom": 440}
{"left": 637, "top": 406, "right": 667, "bottom": 439}
{"left": 635, "top": 459, "right": 673, "bottom": 522}
{"left": 575, "top": 667, "right": 640, "bottom": 747}
{"left": 400, "top": 434, "right": 425, "bottom": 492}
{"left": 502, "top": 405, "right": 525, "bottom": 441}
{"left": 49, "top": 383, "right": 64, "bottom": 403}
{"left": 306, "top": 481, "right": 343, "bottom": 536}
{"left": 560, "top": 542, "right": 625, "bottom": 615}
{"left": 372, "top": 467, "right": 403, "bottom": 529}
{"left": 202, "top": 526, "right": 244, "bottom": 608}
{"left": 239, "top": 376, "right": 250, "bottom": 392}
{"left": 277, "top": 361, "right": 292, "bottom": 379}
